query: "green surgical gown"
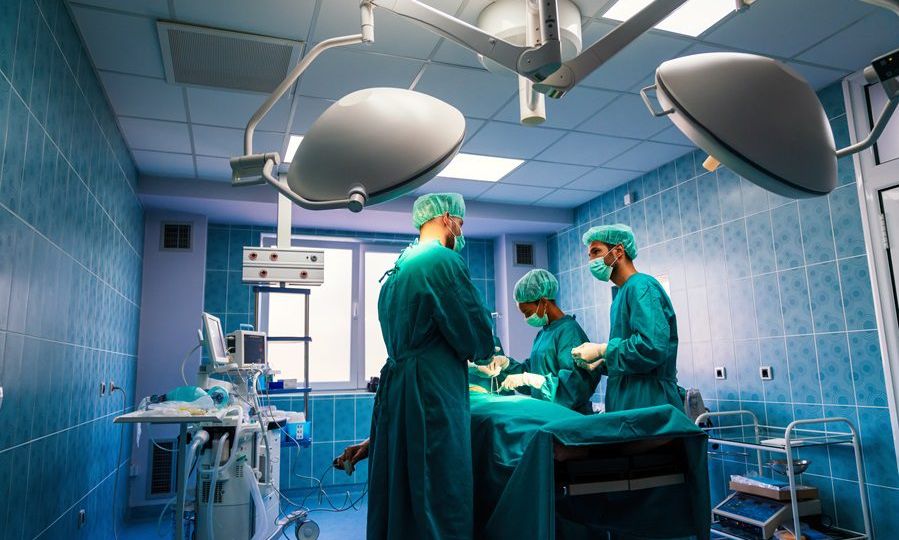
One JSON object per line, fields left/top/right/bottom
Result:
{"left": 604, "top": 273, "right": 681, "bottom": 413}
{"left": 368, "top": 240, "right": 495, "bottom": 540}
{"left": 506, "top": 315, "right": 600, "bottom": 414}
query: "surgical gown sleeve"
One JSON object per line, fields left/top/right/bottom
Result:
{"left": 604, "top": 282, "right": 672, "bottom": 376}
{"left": 429, "top": 250, "right": 496, "bottom": 362}
{"left": 541, "top": 321, "right": 598, "bottom": 410}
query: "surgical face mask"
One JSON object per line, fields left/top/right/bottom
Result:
{"left": 589, "top": 250, "right": 620, "bottom": 282}
{"left": 525, "top": 301, "right": 549, "bottom": 327}
{"left": 445, "top": 216, "right": 465, "bottom": 253}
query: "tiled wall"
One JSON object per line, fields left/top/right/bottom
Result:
{"left": 204, "top": 223, "right": 497, "bottom": 488}
{"left": 0, "top": 1, "right": 144, "bottom": 539}
{"left": 549, "top": 82, "right": 899, "bottom": 537}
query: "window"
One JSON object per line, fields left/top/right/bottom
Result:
{"left": 258, "top": 235, "right": 403, "bottom": 390}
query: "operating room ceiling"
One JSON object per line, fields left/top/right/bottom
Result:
{"left": 68, "top": 0, "right": 898, "bottom": 210}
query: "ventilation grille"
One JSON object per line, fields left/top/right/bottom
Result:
{"left": 161, "top": 222, "right": 192, "bottom": 251}
{"left": 149, "top": 440, "right": 176, "bottom": 496}
{"left": 158, "top": 21, "right": 302, "bottom": 94}
{"left": 201, "top": 481, "right": 225, "bottom": 504}
{"left": 514, "top": 243, "right": 535, "bottom": 266}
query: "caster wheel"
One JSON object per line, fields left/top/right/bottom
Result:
{"left": 296, "top": 520, "right": 320, "bottom": 540}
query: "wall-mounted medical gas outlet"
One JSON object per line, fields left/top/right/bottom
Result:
{"left": 77, "top": 509, "right": 86, "bottom": 529}
{"left": 623, "top": 192, "right": 633, "bottom": 206}
{"left": 99, "top": 382, "right": 106, "bottom": 396}
{"left": 714, "top": 367, "right": 727, "bottom": 380}
{"left": 760, "top": 366, "right": 773, "bottom": 380}
{"left": 242, "top": 247, "right": 324, "bottom": 285}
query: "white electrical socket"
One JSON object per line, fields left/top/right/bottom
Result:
{"left": 99, "top": 382, "right": 106, "bottom": 396}
{"left": 759, "top": 366, "right": 773, "bottom": 380}
{"left": 78, "top": 509, "right": 86, "bottom": 529}
{"left": 0, "top": 386, "right": 4, "bottom": 411}
{"left": 623, "top": 192, "right": 633, "bottom": 206}
{"left": 714, "top": 366, "right": 727, "bottom": 380}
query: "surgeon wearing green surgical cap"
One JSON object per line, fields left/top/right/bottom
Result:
{"left": 366, "top": 192, "right": 495, "bottom": 540}
{"left": 571, "top": 224, "right": 682, "bottom": 414}
{"left": 489, "top": 269, "right": 601, "bottom": 414}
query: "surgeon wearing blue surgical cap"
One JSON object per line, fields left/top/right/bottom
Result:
{"left": 571, "top": 224, "right": 682, "bottom": 413}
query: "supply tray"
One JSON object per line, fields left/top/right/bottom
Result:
{"left": 711, "top": 520, "right": 866, "bottom": 540}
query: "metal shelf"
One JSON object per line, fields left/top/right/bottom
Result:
{"left": 698, "top": 410, "right": 872, "bottom": 540}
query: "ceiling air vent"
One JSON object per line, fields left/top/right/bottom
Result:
{"left": 515, "top": 243, "right": 535, "bottom": 266}
{"left": 161, "top": 222, "right": 192, "bottom": 251}
{"left": 157, "top": 21, "right": 303, "bottom": 94}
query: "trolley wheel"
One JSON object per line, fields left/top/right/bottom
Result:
{"left": 296, "top": 520, "right": 320, "bottom": 540}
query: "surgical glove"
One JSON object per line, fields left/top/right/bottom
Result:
{"left": 571, "top": 342, "right": 606, "bottom": 362}
{"left": 576, "top": 358, "right": 604, "bottom": 372}
{"left": 468, "top": 361, "right": 500, "bottom": 378}
{"left": 500, "top": 372, "right": 546, "bottom": 391}
{"left": 489, "top": 355, "right": 510, "bottom": 373}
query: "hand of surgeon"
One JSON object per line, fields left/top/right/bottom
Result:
{"left": 488, "top": 355, "right": 510, "bottom": 373}
{"left": 500, "top": 372, "right": 547, "bottom": 391}
{"left": 334, "top": 439, "right": 370, "bottom": 476}
{"left": 571, "top": 342, "right": 607, "bottom": 362}
{"left": 468, "top": 361, "right": 501, "bottom": 378}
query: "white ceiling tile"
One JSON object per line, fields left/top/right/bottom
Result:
{"left": 413, "top": 177, "right": 494, "bottom": 198}
{"left": 501, "top": 160, "right": 592, "bottom": 188}
{"left": 703, "top": 0, "right": 874, "bottom": 59}
{"left": 494, "top": 86, "right": 622, "bottom": 129}
{"left": 70, "top": 6, "right": 164, "bottom": 77}
{"left": 536, "top": 132, "right": 639, "bottom": 166}
{"left": 172, "top": 0, "right": 315, "bottom": 41}
{"left": 602, "top": 141, "right": 692, "bottom": 171}
{"left": 195, "top": 156, "right": 232, "bottom": 181}
{"left": 579, "top": 23, "right": 692, "bottom": 91}
{"left": 431, "top": 40, "right": 485, "bottom": 69}
{"left": 534, "top": 188, "right": 599, "bottom": 208}
{"left": 796, "top": 11, "right": 899, "bottom": 72}
{"left": 650, "top": 125, "right": 694, "bottom": 147}
{"left": 297, "top": 48, "right": 424, "bottom": 100}
{"left": 99, "top": 72, "right": 186, "bottom": 121}
{"left": 187, "top": 87, "right": 291, "bottom": 131}
{"left": 463, "top": 118, "right": 486, "bottom": 143}
{"left": 477, "top": 183, "right": 554, "bottom": 204}
{"left": 786, "top": 62, "right": 849, "bottom": 91}
{"left": 463, "top": 121, "right": 566, "bottom": 159}
{"left": 314, "top": 0, "right": 461, "bottom": 59}
{"left": 193, "top": 125, "right": 283, "bottom": 158}
{"left": 119, "top": 118, "right": 191, "bottom": 153}
{"left": 576, "top": 93, "right": 670, "bottom": 138}
{"left": 563, "top": 166, "right": 637, "bottom": 191}
{"left": 132, "top": 150, "right": 195, "bottom": 177}
{"left": 291, "top": 96, "right": 335, "bottom": 133}
{"left": 69, "top": 0, "right": 170, "bottom": 17}
{"left": 414, "top": 64, "right": 517, "bottom": 118}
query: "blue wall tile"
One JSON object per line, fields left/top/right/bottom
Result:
{"left": 799, "top": 197, "right": 836, "bottom": 264}
{"left": 841, "top": 256, "right": 877, "bottom": 331}
{"left": 746, "top": 212, "right": 776, "bottom": 275}
{"left": 0, "top": 2, "right": 143, "bottom": 537}
{"left": 849, "top": 331, "right": 888, "bottom": 407}
{"left": 771, "top": 202, "right": 804, "bottom": 270}
{"left": 807, "top": 262, "right": 847, "bottom": 333}
{"left": 786, "top": 335, "right": 821, "bottom": 404}
{"left": 777, "top": 269, "right": 813, "bottom": 336}
{"left": 830, "top": 186, "right": 866, "bottom": 258}
{"left": 816, "top": 333, "right": 854, "bottom": 406}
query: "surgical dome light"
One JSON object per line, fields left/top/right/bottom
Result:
{"left": 641, "top": 50, "right": 899, "bottom": 199}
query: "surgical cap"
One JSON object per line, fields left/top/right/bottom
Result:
{"left": 412, "top": 192, "right": 466, "bottom": 230}
{"left": 514, "top": 269, "right": 559, "bottom": 303}
{"left": 582, "top": 224, "right": 638, "bottom": 259}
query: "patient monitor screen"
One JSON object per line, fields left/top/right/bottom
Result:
{"left": 243, "top": 334, "right": 266, "bottom": 365}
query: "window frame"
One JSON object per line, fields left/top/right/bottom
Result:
{"left": 257, "top": 233, "right": 406, "bottom": 391}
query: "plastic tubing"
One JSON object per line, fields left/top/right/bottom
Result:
{"left": 207, "top": 433, "right": 228, "bottom": 540}
{"left": 245, "top": 462, "right": 268, "bottom": 540}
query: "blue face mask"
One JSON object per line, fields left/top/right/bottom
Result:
{"left": 589, "top": 250, "right": 620, "bottom": 282}
{"left": 445, "top": 216, "right": 465, "bottom": 253}
{"left": 525, "top": 301, "right": 549, "bottom": 327}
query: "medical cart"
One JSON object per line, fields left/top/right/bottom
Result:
{"left": 696, "top": 410, "right": 871, "bottom": 540}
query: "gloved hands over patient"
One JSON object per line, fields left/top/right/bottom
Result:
{"left": 500, "top": 372, "right": 546, "bottom": 391}
{"left": 488, "top": 355, "right": 510, "bottom": 374}
{"left": 468, "top": 360, "right": 501, "bottom": 378}
{"left": 572, "top": 342, "right": 606, "bottom": 372}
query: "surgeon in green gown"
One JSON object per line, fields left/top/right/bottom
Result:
{"left": 571, "top": 224, "right": 682, "bottom": 413}
{"left": 489, "top": 269, "right": 601, "bottom": 414}
{"left": 366, "top": 192, "right": 495, "bottom": 540}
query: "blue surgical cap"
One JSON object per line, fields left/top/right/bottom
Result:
{"left": 582, "top": 224, "right": 637, "bottom": 259}
{"left": 412, "top": 192, "right": 465, "bottom": 230}
{"left": 514, "top": 269, "right": 559, "bottom": 303}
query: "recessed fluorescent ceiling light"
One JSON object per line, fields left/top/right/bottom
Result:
{"left": 603, "top": 0, "right": 732, "bottom": 37}
{"left": 437, "top": 153, "right": 524, "bottom": 182}
{"left": 284, "top": 135, "right": 304, "bottom": 163}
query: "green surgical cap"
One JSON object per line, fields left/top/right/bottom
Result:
{"left": 514, "top": 269, "right": 559, "bottom": 303}
{"left": 582, "top": 224, "right": 638, "bottom": 259}
{"left": 412, "top": 192, "right": 466, "bottom": 230}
